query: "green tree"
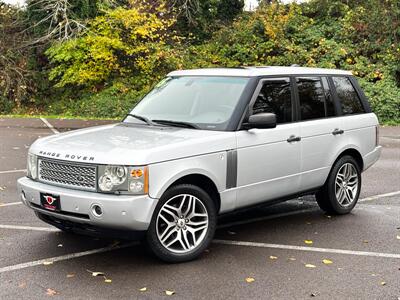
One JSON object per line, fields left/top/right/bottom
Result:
{"left": 46, "top": 3, "right": 182, "bottom": 89}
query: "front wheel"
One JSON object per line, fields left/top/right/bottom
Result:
{"left": 316, "top": 155, "right": 361, "bottom": 215}
{"left": 146, "top": 184, "right": 217, "bottom": 263}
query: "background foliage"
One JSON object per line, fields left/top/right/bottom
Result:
{"left": 0, "top": 0, "right": 399, "bottom": 124}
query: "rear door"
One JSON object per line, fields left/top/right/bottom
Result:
{"left": 297, "top": 76, "right": 344, "bottom": 191}
{"left": 331, "top": 76, "right": 376, "bottom": 161}
{"left": 235, "top": 77, "right": 301, "bottom": 208}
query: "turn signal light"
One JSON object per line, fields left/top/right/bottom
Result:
{"left": 130, "top": 168, "right": 144, "bottom": 178}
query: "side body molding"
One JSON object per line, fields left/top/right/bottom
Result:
{"left": 226, "top": 149, "right": 238, "bottom": 189}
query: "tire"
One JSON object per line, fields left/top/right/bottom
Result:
{"left": 316, "top": 155, "right": 361, "bottom": 215}
{"left": 146, "top": 184, "right": 217, "bottom": 263}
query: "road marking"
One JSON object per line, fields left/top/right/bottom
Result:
{"left": 0, "top": 242, "right": 138, "bottom": 274}
{"left": 40, "top": 117, "right": 59, "bottom": 134}
{"left": 0, "top": 224, "right": 58, "bottom": 232}
{"left": 213, "top": 239, "right": 400, "bottom": 259}
{"left": 0, "top": 169, "right": 26, "bottom": 174}
{"left": 218, "top": 208, "right": 317, "bottom": 229}
{"left": 0, "top": 202, "right": 22, "bottom": 207}
{"left": 359, "top": 190, "right": 400, "bottom": 202}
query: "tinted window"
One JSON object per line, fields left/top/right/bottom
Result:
{"left": 297, "top": 77, "right": 331, "bottom": 120}
{"left": 252, "top": 78, "right": 292, "bottom": 124}
{"left": 332, "top": 76, "right": 364, "bottom": 115}
{"left": 321, "top": 77, "right": 336, "bottom": 117}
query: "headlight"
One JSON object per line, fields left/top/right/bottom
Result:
{"left": 98, "top": 165, "right": 148, "bottom": 195}
{"left": 27, "top": 153, "right": 38, "bottom": 180}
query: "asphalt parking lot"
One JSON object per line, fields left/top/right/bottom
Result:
{"left": 0, "top": 117, "right": 399, "bottom": 299}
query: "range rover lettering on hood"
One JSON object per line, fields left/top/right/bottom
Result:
{"left": 38, "top": 150, "right": 95, "bottom": 162}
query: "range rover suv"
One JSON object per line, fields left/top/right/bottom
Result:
{"left": 17, "top": 67, "right": 381, "bottom": 262}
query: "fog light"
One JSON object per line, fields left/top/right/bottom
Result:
{"left": 91, "top": 204, "right": 103, "bottom": 217}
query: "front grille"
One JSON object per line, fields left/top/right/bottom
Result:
{"left": 38, "top": 158, "right": 97, "bottom": 191}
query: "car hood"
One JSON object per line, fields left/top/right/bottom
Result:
{"left": 30, "top": 123, "right": 236, "bottom": 165}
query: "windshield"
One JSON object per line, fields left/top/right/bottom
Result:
{"left": 125, "top": 76, "right": 250, "bottom": 130}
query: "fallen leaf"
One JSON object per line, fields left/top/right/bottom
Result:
{"left": 325, "top": 215, "right": 332, "bottom": 219}
{"left": 269, "top": 255, "right": 278, "bottom": 260}
{"left": 396, "top": 235, "right": 400, "bottom": 240}
{"left": 46, "top": 288, "right": 58, "bottom": 296}
{"left": 305, "top": 264, "right": 316, "bottom": 268}
{"left": 0, "top": 187, "right": 4, "bottom": 191}
{"left": 104, "top": 278, "right": 112, "bottom": 283}
{"left": 66, "top": 274, "right": 75, "bottom": 278}
{"left": 87, "top": 270, "right": 105, "bottom": 277}
{"left": 245, "top": 277, "right": 255, "bottom": 283}
{"left": 311, "top": 292, "right": 319, "bottom": 297}
{"left": 227, "top": 231, "right": 236, "bottom": 235}
{"left": 18, "top": 282, "right": 26, "bottom": 288}
{"left": 43, "top": 261, "right": 53, "bottom": 266}
{"left": 363, "top": 240, "right": 369, "bottom": 244}
{"left": 306, "top": 222, "right": 312, "bottom": 225}
{"left": 139, "top": 287, "right": 147, "bottom": 292}
{"left": 288, "top": 257, "right": 296, "bottom": 261}
{"left": 304, "top": 240, "right": 313, "bottom": 245}
{"left": 165, "top": 290, "right": 175, "bottom": 296}
{"left": 380, "top": 281, "right": 386, "bottom": 286}
{"left": 322, "top": 259, "right": 333, "bottom": 265}
{"left": 57, "top": 244, "right": 63, "bottom": 248}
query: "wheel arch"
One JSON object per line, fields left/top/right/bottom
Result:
{"left": 166, "top": 174, "right": 221, "bottom": 213}
{"left": 150, "top": 168, "right": 223, "bottom": 213}
{"left": 333, "top": 148, "right": 364, "bottom": 172}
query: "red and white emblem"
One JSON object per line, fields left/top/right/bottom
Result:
{"left": 44, "top": 195, "right": 56, "bottom": 205}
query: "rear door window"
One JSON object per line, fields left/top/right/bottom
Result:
{"left": 332, "top": 76, "right": 365, "bottom": 115}
{"left": 296, "top": 77, "right": 334, "bottom": 121}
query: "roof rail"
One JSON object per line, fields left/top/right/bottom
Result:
{"left": 290, "top": 64, "right": 300, "bottom": 67}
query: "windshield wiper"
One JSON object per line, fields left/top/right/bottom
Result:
{"left": 126, "top": 114, "right": 154, "bottom": 126}
{"left": 152, "top": 119, "right": 200, "bottom": 129}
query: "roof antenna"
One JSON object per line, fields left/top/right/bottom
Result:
{"left": 291, "top": 64, "right": 300, "bottom": 67}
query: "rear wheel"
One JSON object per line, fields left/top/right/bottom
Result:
{"left": 316, "top": 155, "right": 361, "bottom": 214}
{"left": 146, "top": 184, "right": 217, "bottom": 263}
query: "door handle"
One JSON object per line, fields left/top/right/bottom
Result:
{"left": 287, "top": 135, "right": 301, "bottom": 143}
{"left": 332, "top": 128, "right": 344, "bottom": 135}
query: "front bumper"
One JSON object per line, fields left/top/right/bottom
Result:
{"left": 17, "top": 177, "right": 158, "bottom": 231}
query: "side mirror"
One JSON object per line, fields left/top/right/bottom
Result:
{"left": 243, "top": 113, "right": 277, "bottom": 129}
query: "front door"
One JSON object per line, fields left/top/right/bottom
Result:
{"left": 235, "top": 77, "right": 301, "bottom": 208}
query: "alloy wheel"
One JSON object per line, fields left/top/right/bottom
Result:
{"left": 335, "top": 163, "right": 359, "bottom": 207}
{"left": 156, "top": 194, "right": 209, "bottom": 254}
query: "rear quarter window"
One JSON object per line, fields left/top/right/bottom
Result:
{"left": 332, "top": 76, "right": 365, "bottom": 115}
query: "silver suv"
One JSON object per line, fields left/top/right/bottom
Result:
{"left": 18, "top": 67, "right": 381, "bottom": 262}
